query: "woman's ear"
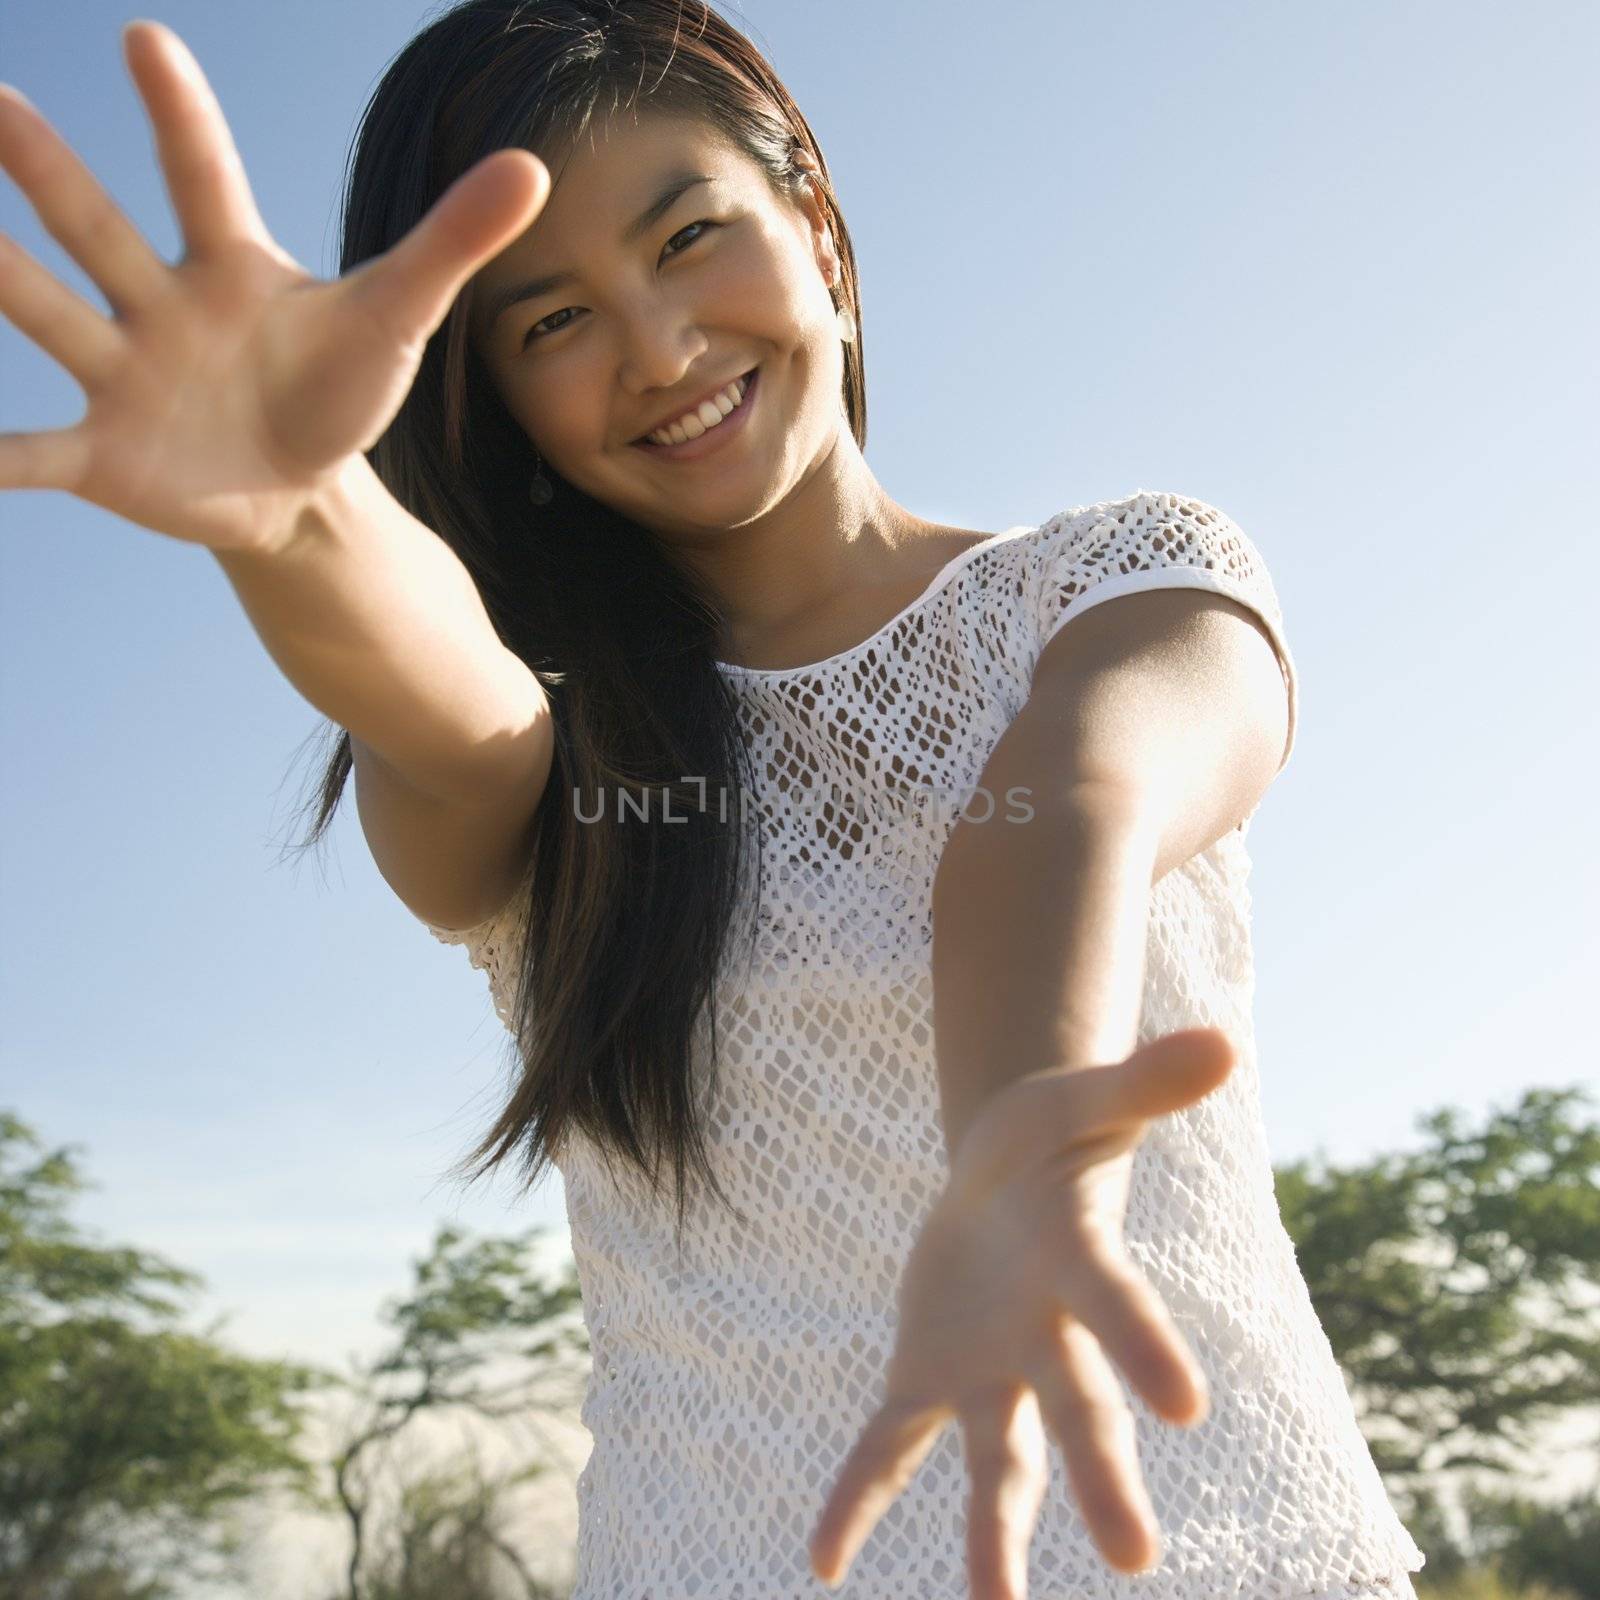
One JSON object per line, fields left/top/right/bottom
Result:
{"left": 796, "top": 174, "right": 842, "bottom": 289}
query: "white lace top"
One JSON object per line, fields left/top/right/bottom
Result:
{"left": 422, "top": 491, "right": 1426, "bottom": 1600}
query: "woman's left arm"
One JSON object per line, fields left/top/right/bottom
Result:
{"left": 808, "top": 587, "right": 1291, "bottom": 1595}
{"left": 935, "top": 585, "right": 1291, "bottom": 1158}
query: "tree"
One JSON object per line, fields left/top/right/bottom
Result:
{"left": 1274, "top": 1085, "right": 1600, "bottom": 1595}
{"left": 0, "top": 1111, "right": 336, "bottom": 1599}
{"left": 347, "top": 1442, "right": 559, "bottom": 1600}
{"left": 322, "top": 1221, "right": 589, "bottom": 1600}
{"left": 1461, "top": 1481, "right": 1600, "bottom": 1600}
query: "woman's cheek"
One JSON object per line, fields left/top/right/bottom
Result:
{"left": 512, "top": 364, "right": 599, "bottom": 464}
{"left": 491, "top": 360, "right": 548, "bottom": 439}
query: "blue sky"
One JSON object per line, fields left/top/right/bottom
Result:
{"left": 2, "top": 0, "right": 1595, "bottom": 1401}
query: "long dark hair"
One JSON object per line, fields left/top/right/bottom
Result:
{"left": 285, "top": 0, "right": 867, "bottom": 1245}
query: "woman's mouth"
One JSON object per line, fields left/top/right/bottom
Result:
{"left": 630, "top": 367, "right": 760, "bottom": 463}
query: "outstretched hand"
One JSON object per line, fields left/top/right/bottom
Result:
{"left": 807, "top": 1026, "right": 1238, "bottom": 1600}
{"left": 0, "top": 21, "right": 547, "bottom": 553}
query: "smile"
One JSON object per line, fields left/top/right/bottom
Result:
{"left": 631, "top": 367, "right": 760, "bottom": 463}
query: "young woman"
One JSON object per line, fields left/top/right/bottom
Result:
{"left": 0, "top": 4, "right": 1427, "bottom": 1598}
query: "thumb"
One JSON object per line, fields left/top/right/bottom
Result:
{"left": 342, "top": 148, "right": 550, "bottom": 350}
{"left": 1120, "top": 1027, "right": 1237, "bottom": 1116}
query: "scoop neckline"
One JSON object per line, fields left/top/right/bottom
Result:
{"left": 711, "top": 519, "right": 1043, "bottom": 680}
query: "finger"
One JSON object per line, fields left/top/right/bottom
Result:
{"left": 340, "top": 148, "right": 548, "bottom": 352}
{"left": 808, "top": 1398, "right": 948, "bottom": 1588}
{"left": 1030, "top": 1318, "right": 1161, "bottom": 1574}
{"left": 0, "top": 424, "right": 91, "bottom": 493}
{"left": 960, "top": 1385, "right": 1048, "bottom": 1600}
{"left": 123, "top": 20, "right": 276, "bottom": 256}
{"left": 952, "top": 1032, "right": 1238, "bottom": 1195}
{"left": 0, "top": 84, "right": 169, "bottom": 316}
{"left": 1066, "top": 1245, "right": 1209, "bottom": 1426}
{"left": 1119, "top": 1027, "right": 1237, "bottom": 1117}
{"left": 0, "top": 229, "right": 123, "bottom": 387}
{"left": 1035, "top": 1029, "right": 1239, "bottom": 1173}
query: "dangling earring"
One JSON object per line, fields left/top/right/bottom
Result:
{"left": 831, "top": 288, "right": 858, "bottom": 438}
{"left": 528, "top": 446, "right": 554, "bottom": 506}
{"left": 828, "top": 271, "right": 856, "bottom": 345}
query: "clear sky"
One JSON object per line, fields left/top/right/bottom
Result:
{"left": 2, "top": 0, "right": 1595, "bottom": 1428}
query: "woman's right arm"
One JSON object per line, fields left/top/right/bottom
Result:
{"left": 0, "top": 22, "right": 556, "bottom": 930}
{"left": 214, "top": 453, "right": 554, "bottom": 931}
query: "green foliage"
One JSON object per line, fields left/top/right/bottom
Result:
{"left": 8, "top": 1081, "right": 1596, "bottom": 1600}
{"left": 1274, "top": 1085, "right": 1600, "bottom": 1599}
{"left": 322, "top": 1222, "right": 588, "bottom": 1599}
{"left": 349, "top": 1444, "right": 563, "bottom": 1600}
{"left": 0, "top": 1111, "right": 340, "bottom": 1598}
{"left": 16, "top": 1565, "right": 168, "bottom": 1600}
{"left": 1458, "top": 1482, "right": 1600, "bottom": 1600}
{"left": 1415, "top": 1555, "right": 1586, "bottom": 1600}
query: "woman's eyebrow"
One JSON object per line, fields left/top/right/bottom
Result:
{"left": 483, "top": 171, "right": 716, "bottom": 330}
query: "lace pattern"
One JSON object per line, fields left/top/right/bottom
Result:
{"left": 419, "top": 491, "right": 1425, "bottom": 1600}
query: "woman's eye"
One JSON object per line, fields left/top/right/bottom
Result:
{"left": 521, "top": 220, "right": 719, "bottom": 348}
{"left": 661, "top": 218, "right": 716, "bottom": 259}
{"left": 524, "top": 307, "right": 576, "bottom": 344}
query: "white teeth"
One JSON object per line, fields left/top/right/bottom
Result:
{"left": 647, "top": 375, "right": 749, "bottom": 446}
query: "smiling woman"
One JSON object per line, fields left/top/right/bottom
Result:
{"left": 0, "top": 0, "right": 1424, "bottom": 1594}
{"left": 457, "top": 100, "right": 862, "bottom": 532}
{"left": 267, "top": 5, "right": 1427, "bottom": 1600}
{"left": 286, "top": 0, "right": 895, "bottom": 1259}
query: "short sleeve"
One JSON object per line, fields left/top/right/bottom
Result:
{"left": 423, "top": 911, "right": 495, "bottom": 948}
{"left": 416, "top": 859, "right": 538, "bottom": 1037}
{"left": 1033, "top": 489, "right": 1298, "bottom": 775}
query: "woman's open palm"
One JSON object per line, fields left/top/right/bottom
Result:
{"left": 0, "top": 20, "right": 547, "bottom": 553}
{"left": 808, "top": 1028, "right": 1238, "bottom": 1600}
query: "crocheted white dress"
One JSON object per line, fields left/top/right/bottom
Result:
{"left": 423, "top": 491, "right": 1426, "bottom": 1600}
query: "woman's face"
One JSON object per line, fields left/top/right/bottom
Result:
{"left": 467, "top": 108, "right": 847, "bottom": 540}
